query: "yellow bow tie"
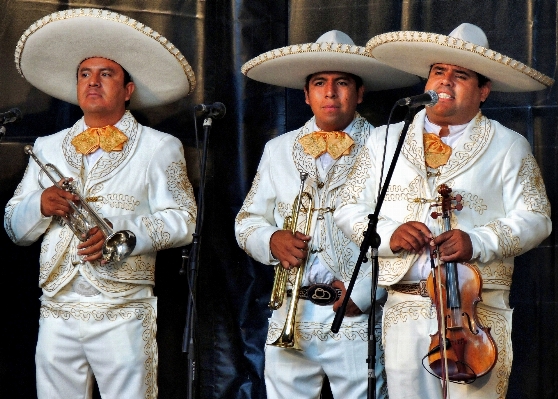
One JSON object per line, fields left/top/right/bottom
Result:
{"left": 299, "top": 131, "right": 354, "bottom": 160}
{"left": 423, "top": 133, "right": 452, "bottom": 168}
{"left": 71, "top": 125, "right": 128, "bottom": 155}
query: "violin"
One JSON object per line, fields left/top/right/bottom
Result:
{"left": 425, "top": 184, "right": 497, "bottom": 395}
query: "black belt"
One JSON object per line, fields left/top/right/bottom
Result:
{"left": 390, "top": 280, "right": 429, "bottom": 297}
{"left": 287, "top": 284, "right": 342, "bottom": 306}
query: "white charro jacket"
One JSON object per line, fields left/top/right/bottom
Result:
{"left": 235, "top": 114, "right": 377, "bottom": 311}
{"left": 335, "top": 109, "right": 551, "bottom": 290}
{"left": 5, "top": 111, "right": 197, "bottom": 297}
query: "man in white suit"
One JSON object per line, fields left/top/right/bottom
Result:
{"left": 334, "top": 23, "right": 553, "bottom": 399}
{"left": 5, "top": 9, "right": 197, "bottom": 399}
{"left": 235, "top": 30, "right": 418, "bottom": 398}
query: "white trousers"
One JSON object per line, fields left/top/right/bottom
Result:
{"left": 383, "top": 289, "right": 513, "bottom": 399}
{"left": 35, "top": 280, "right": 158, "bottom": 399}
{"left": 264, "top": 293, "right": 387, "bottom": 399}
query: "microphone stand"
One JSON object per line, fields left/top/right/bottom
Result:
{"left": 331, "top": 106, "right": 416, "bottom": 399}
{"left": 181, "top": 116, "right": 213, "bottom": 399}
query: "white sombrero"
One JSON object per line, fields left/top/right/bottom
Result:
{"left": 367, "top": 23, "right": 554, "bottom": 92}
{"left": 241, "top": 30, "right": 419, "bottom": 91}
{"left": 14, "top": 8, "right": 196, "bottom": 109}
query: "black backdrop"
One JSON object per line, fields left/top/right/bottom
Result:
{"left": 1, "top": 1, "right": 557, "bottom": 398}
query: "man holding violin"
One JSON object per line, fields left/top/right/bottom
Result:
{"left": 235, "top": 30, "right": 418, "bottom": 398}
{"left": 334, "top": 23, "right": 553, "bottom": 398}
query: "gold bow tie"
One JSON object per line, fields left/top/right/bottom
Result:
{"left": 299, "top": 131, "right": 354, "bottom": 159}
{"left": 71, "top": 125, "right": 128, "bottom": 155}
{"left": 423, "top": 133, "right": 452, "bottom": 169}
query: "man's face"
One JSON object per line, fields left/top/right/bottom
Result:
{"left": 304, "top": 72, "right": 364, "bottom": 132}
{"left": 77, "top": 57, "right": 135, "bottom": 124}
{"left": 424, "top": 63, "right": 491, "bottom": 126}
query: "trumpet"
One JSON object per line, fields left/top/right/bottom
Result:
{"left": 268, "top": 172, "right": 313, "bottom": 350}
{"left": 24, "top": 145, "right": 136, "bottom": 263}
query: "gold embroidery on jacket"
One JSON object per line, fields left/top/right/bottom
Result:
{"left": 166, "top": 161, "right": 196, "bottom": 222}
{"left": 142, "top": 217, "right": 172, "bottom": 251}
{"left": 236, "top": 172, "right": 260, "bottom": 226}
{"left": 485, "top": 220, "right": 521, "bottom": 258}
{"left": 519, "top": 154, "right": 551, "bottom": 216}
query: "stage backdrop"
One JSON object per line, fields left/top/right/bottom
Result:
{"left": 0, "top": 1, "right": 556, "bottom": 398}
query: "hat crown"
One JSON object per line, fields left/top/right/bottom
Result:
{"left": 448, "top": 23, "right": 489, "bottom": 48}
{"left": 315, "top": 30, "right": 355, "bottom": 45}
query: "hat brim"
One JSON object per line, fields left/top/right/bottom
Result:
{"left": 15, "top": 8, "right": 196, "bottom": 109}
{"left": 241, "top": 42, "right": 420, "bottom": 91}
{"left": 367, "top": 31, "right": 554, "bottom": 92}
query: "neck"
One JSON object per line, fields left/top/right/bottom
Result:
{"left": 83, "top": 110, "right": 126, "bottom": 128}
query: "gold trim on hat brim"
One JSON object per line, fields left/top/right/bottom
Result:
{"left": 241, "top": 41, "right": 420, "bottom": 91}
{"left": 367, "top": 31, "right": 553, "bottom": 92}
{"left": 15, "top": 8, "right": 196, "bottom": 109}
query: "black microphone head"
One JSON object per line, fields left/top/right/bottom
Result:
{"left": 211, "top": 102, "right": 226, "bottom": 119}
{"left": 11, "top": 108, "right": 23, "bottom": 120}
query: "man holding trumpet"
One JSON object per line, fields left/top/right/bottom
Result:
{"left": 4, "top": 9, "right": 197, "bottom": 399}
{"left": 234, "top": 30, "right": 418, "bottom": 398}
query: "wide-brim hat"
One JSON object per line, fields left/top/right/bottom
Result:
{"left": 366, "top": 23, "right": 554, "bottom": 92}
{"left": 14, "top": 8, "right": 196, "bottom": 109}
{"left": 241, "top": 30, "right": 419, "bottom": 91}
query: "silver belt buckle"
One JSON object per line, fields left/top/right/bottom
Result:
{"left": 72, "top": 275, "right": 101, "bottom": 297}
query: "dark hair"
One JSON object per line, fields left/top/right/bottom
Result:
{"left": 304, "top": 72, "right": 364, "bottom": 92}
{"left": 122, "top": 67, "right": 133, "bottom": 107}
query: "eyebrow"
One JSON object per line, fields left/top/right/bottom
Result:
{"left": 78, "top": 66, "right": 118, "bottom": 74}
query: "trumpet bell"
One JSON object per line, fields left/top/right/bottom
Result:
{"left": 103, "top": 230, "right": 137, "bottom": 262}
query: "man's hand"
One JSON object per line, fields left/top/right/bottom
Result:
{"left": 331, "top": 280, "right": 363, "bottom": 317}
{"left": 432, "top": 229, "right": 473, "bottom": 263}
{"left": 390, "top": 221, "right": 432, "bottom": 254}
{"left": 40, "top": 185, "right": 79, "bottom": 217}
{"left": 270, "top": 230, "right": 311, "bottom": 269}
{"left": 77, "top": 226, "right": 107, "bottom": 263}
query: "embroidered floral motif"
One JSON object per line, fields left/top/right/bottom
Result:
{"left": 267, "top": 319, "right": 368, "bottom": 343}
{"left": 519, "top": 154, "right": 550, "bottom": 216}
{"left": 166, "top": 160, "right": 196, "bottom": 223}
{"left": 455, "top": 191, "right": 488, "bottom": 215}
{"left": 98, "top": 193, "right": 140, "bottom": 211}
{"left": 40, "top": 300, "right": 158, "bottom": 399}
{"left": 382, "top": 300, "right": 435, "bottom": 342}
{"left": 142, "top": 217, "right": 172, "bottom": 251}
{"left": 476, "top": 306, "right": 512, "bottom": 398}
{"left": 236, "top": 172, "right": 261, "bottom": 226}
{"left": 339, "top": 148, "right": 372, "bottom": 208}
{"left": 485, "top": 220, "right": 521, "bottom": 258}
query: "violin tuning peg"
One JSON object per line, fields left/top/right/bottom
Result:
{"left": 455, "top": 194, "right": 462, "bottom": 202}
{"left": 430, "top": 211, "right": 440, "bottom": 219}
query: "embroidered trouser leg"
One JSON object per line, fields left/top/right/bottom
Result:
{"left": 384, "top": 289, "right": 512, "bottom": 399}
{"left": 264, "top": 295, "right": 386, "bottom": 399}
{"left": 36, "top": 287, "right": 158, "bottom": 399}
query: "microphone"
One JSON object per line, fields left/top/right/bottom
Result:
{"left": 0, "top": 108, "right": 23, "bottom": 125}
{"left": 396, "top": 90, "right": 439, "bottom": 108}
{"left": 194, "top": 102, "right": 226, "bottom": 119}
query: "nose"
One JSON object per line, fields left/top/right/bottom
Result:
{"left": 88, "top": 73, "right": 100, "bottom": 87}
{"left": 324, "top": 81, "right": 337, "bottom": 98}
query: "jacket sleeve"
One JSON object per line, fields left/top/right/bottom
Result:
{"left": 106, "top": 134, "right": 197, "bottom": 255}
{"left": 467, "top": 136, "right": 551, "bottom": 263}
{"left": 4, "top": 137, "right": 56, "bottom": 246}
{"left": 234, "top": 143, "right": 281, "bottom": 265}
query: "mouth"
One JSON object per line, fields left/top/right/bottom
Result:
{"left": 437, "top": 92, "right": 454, "bottom": 100}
